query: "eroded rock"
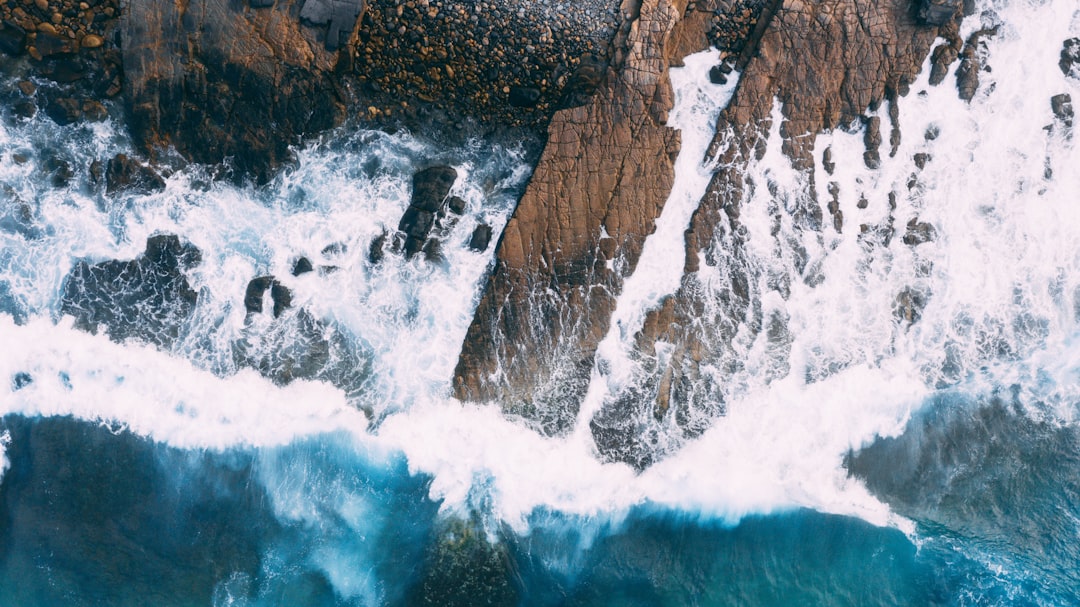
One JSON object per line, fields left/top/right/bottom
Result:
{"left": 59, "top": 234, "right": 201, "bottom": 348}
{"left": 105, "top": 153, "right": 166, "bottom": 195}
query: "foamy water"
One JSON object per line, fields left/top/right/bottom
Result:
{"left": 2, "top": 3, "right": 1080, "bottom": 601}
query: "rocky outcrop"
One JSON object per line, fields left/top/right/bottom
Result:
{"left": 602, "top": 0, "right": 955, "bottom": 465}
{"left": 453, "top": 0, "right": 733, "bottom": 433}
{"left": 454, "top": 0, "right": 956, "bottom": 462}
{"left": 59, "top": 234, "right": 201, "bottom": 348}
{"left": 396, "top": 166, "right": 458, "bottom": 257}
{"left": 119, "top": 0, "right": 349, "bottom": 183}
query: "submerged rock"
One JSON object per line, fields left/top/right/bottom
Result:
{"left": 1061, "top": 38, "right": 1080, "bottom": 77}
{"left": 467, "top": 224, "right": 492, "bottom": 252}
{"left": 59, "top": 234, "right": 201, "bottom": 348}
{"left": 105, "top": 153, "right": 166, "bottom": 195}
{"left": 244, "top": 276, "right": 292, "bottom": 318}
{"left": 918, "top": 0, "right": 961, "bottom": 26}
{"left": 397, "top": 166, "right": 457, "bottom": 258}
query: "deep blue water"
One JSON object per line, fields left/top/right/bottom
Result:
{"left": 2, "top": 399, "right": 1079, "bottom": 606}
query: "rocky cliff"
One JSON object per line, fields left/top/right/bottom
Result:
{"left": 453, "top": 0, "right": 745, "bottom": 434}
{"left": 454, "top": 0, "right": 964, "bottom": 463}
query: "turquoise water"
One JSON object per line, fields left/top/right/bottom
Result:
{"left": 4, "top": 408, "right": 1074, "bottom": 606}
{"left": 4, "top": 0, "right": 1080, "bottom": 603}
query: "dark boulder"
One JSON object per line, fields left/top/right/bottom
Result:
{"left": 918, "top": 0, "right": 961, "bottom": 26}
{"left": 291, "top": 256, "right": 314, "bottom": 276}
{"left": 508, "top": 86, "right": 541, "bottom": 108}
{"left": 368, "top": 231, "right": 387, "bottom": 264}
{"left": 1061, "top": 38, "right": 1080, "bottom": 77}
{"left": 446, "top": 195, "right": 467, "bottom": 215}
{"left": 244, "top": 276, "right": 292, "bottom": 318}
{"left": 468, "top": 224, "right": 492, "bottom": 252}
{"left": 34, "top": 31, "right": 72, "bottom": 57}
{"left": 59, "top": 235, "right": 201, "bottom": 348}
{"left": 399, "top": 207, "right": 435, "bottom": 239}
{"left": 929, "top": 42, "right": 960, "bottom": 86}
{"left": 1051, "top": 93, "right": 1073, "bottom": 128}
{"left": 105, "top": 154, "right": 167, "bottom": 195}
{"left": 559, "top": 53, "right": 606, "bottom": 109}
{"left": 0, "top": 21, "right": 27, "bottom": 57}
{"left": 44, "top": 96, "right": 83, "bottom": 126}
{"left": 410, "top": 166, "right": 457, "bottom": 212}
{"left": 902, "top": 218, "right": 936, "bottom": 246}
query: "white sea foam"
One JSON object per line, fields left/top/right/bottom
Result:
{"left": 2, "top": 0, "right": 1079, "bottom": 543}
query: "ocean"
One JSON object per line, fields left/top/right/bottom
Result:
{"left": 2, "top": 0, "right": 1080, "bottom": 604}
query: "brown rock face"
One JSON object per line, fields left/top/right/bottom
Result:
{"left": 611, "top": 0, "right": 954, "bottom": 465}
{"left": 453, "top": 0, "right": 727, "bottom": 434}
{"left": 120, "top": 0, "right": 349, "bottom": 183}
{"left": 455, "top": 0, "right": 956, "bottom": 465}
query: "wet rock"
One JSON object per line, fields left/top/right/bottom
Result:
{"left": 902, "top": 218, "right": 936, "bottom": 246}
{"left": 121, "top": 0, "right": 347, "bottom": 183}
{"left": 88, "top": 159, "right": 105, "bottom": 184}
{"left": 863, "top": 116, "right": 882, "bottom": 169}
{"left": 105, "top": 154, "right": 166, "bottom": 195}
{"left": 34, "top": 31, "right": 70, "bottom": 57}
{"left": 709, "top": 61, "right": 734, "bottom": 85}
{"left": 42, "top": 153, "right": 74, "bottom": 188}
{"left": 368, "top": 230, "right": 388, "bottom": 264}
{"left": 467, "top": 224, "right": 492, "bottom": 252}
{"left": 955, "top": 50, "right": 980, "bottom": 101}
{"left": 59, "top": 234, "right": 201, "bottom": 348}
{"left": 422, "top": 238, "right": 443, "bottom": 262}
{"left": 822, "top": 146, "right": 835, "bottom": 175}
{"left": 913, "top": 152, "right": 931, "bottom": 169}
{"left": 44, "top": 96, "right": 82, "bottom": 125}
{"left": 1061, "top": 38, "right": 1080, "bottom": 77}
{"left": 918, "top": 0, "right": 961, "bottom": 26}
{"left": 455, "top": 0, "right": 720, "bottom": 420}
{"left": 929, "top": 42, "right": 960, "bottom": 85}
{"left": 0, "top": 21, "right": 27, "bottom": 56}
{"left": 291, "top": 256, "right": 314, "bottom": 276}
{"left": 894, "top": 287, "right": 927, "bottom": 326}
{"left": 410, "top": 166, "right": 457, "bottom": 212}
{"left": 396, "top": 166, "right": 457, "bottom": 258}
{"left": 244, "top": 276, "right": 291, "bottom": 318}
{"left": 81, "top": 99, "right": 108, "bottom": 122}
{"left": 1051, "top": 93, "right": 1073, "bottom": 128}
{"left": 12, "top": 99, "right": 36, "bottom": 120}
{"left": 446, "top": 195, "right": 467, "bottom": 215}
{"left": 508, "top": 86, "right": 541, "bottom": 108}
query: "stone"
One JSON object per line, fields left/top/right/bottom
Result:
{"left": 410, "top": 166, "right": 457, "bottom": 212}
{"left": 368, "top": 231, "right": 387, "bottom": 264}
{"left": 446, "top": 195, "right": 467, "bottom": 215}
{"left": 1051, "top": 93, "right": 1073, "bottom": 128}
{"left": 44, "top": 96, "right": 82, "bottom": 125}
{"left": 59, "top": 235, "right": 201, "bottom": 348}
{"left": 0, "top": 21, "right": 27, "bottom": 56}
{"left": 902, "top": 218, "right": 936, "bottom": 245}
{"left": 508, "top": 86, "right": 541, "bottom": 107}
{"left": 244, "top": 275, "right": 291, "bottom": 318}
{"left": 918, "top": 0, "right": 961, "bottom": 26}
{"left": 291, "top": 256, "right": 314, "bottom": 275}
{"left": 34, "top": 30, "right": 70, "bottom": 56}
{"left": 106, "top": 154, "right": 167, "bottom": 195}
{"left": 80, "top": 33, "right": 103, "bottom": 48}
{"left": 467, "top": 223, "right": 492, "bottom": 252}
{"left": 120, "top": 0, "right": 346, "bottom": 183}
{"left": 1060, "top": 38, "right": 1080, "bottom": 77}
